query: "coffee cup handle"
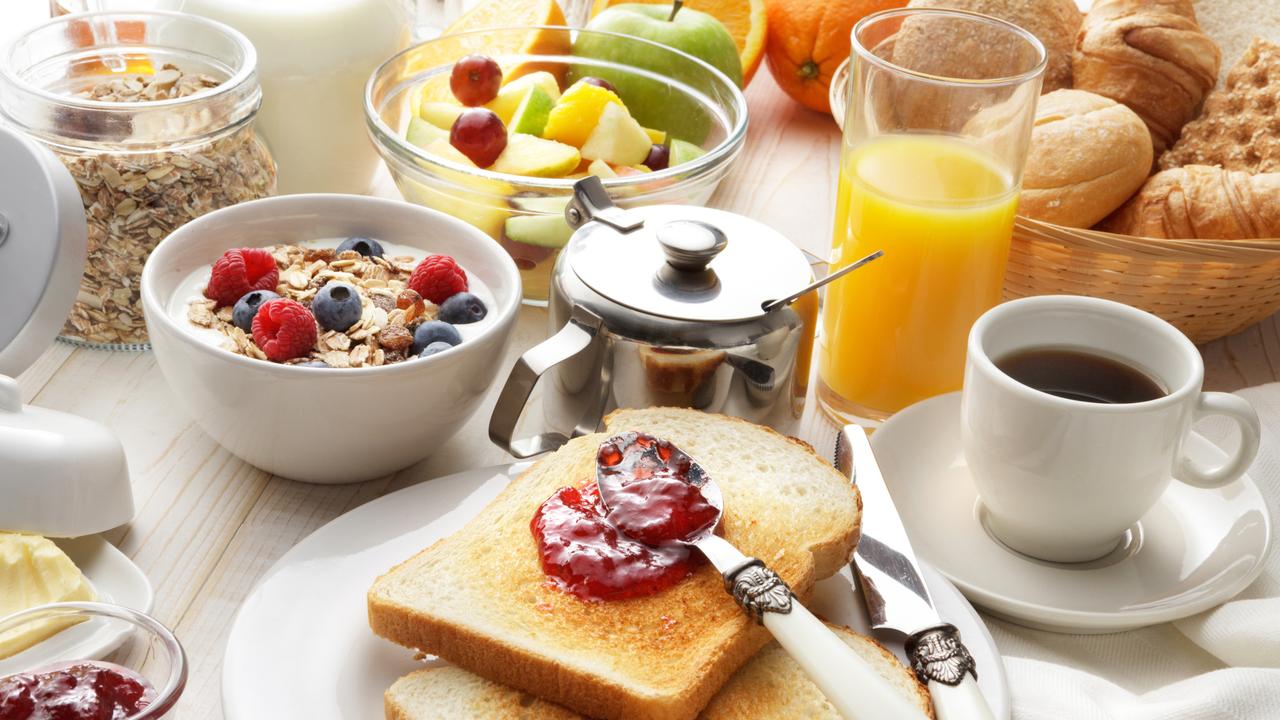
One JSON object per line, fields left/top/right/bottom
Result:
{"left": 1173, "top": 392, "right": 1261, "bottom": 489}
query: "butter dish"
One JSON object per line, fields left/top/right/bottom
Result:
{"left": 0, "top": 124, "right": 134, "bottom": 537}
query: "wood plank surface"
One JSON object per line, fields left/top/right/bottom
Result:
{"left": 5, "top": 7, "right": 1277, "bottom": 716}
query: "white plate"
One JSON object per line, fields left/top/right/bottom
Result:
{"left": 222, "top": 462, "right": 1010, "bottom": 719}
{"left": 0, "top": 535, "right": 153, "bottom": 675}
{"left": 874, "top": 392, "right": 1271, "bottom": 634}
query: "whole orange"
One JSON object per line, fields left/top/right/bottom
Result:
{"left": 764, "top": 0, "right": 907, "bottom": 112}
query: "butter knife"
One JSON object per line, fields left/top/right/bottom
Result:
{"left": 835, "top": 426, "right": 994, "bottom": 720}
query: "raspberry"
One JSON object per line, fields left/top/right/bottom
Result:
{"left": 251, "top": 298, "right": 317, "bottom": 362}
{"left": 204, "top": 248, "right": 279, "bottom": 307}
{"left": 408, "top": 255, "right": 468, "bottom": 305}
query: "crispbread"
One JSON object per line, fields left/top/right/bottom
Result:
{"left": 1159, "top": 38, "right": 1280, "bottom": 174}
{"left": 368, "top": 408, "right": 862, "bottom": 720}
{"left": 384, "top": 624, "right": 933, "bottom": 720}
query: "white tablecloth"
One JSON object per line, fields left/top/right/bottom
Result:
{"left": 992, "top": 383, "right": 1280, "bottom": 719}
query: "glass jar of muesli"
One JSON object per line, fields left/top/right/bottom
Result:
{"left": 0, "top": 11, "right": 275, "bottom": 350}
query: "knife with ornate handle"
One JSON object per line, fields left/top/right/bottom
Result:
{"left": 835, "top": 426, "right": 995, "bottom": 720}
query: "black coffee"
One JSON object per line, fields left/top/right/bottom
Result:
{"left": 994, "top": 348, "right": 1166, "bottom": 404}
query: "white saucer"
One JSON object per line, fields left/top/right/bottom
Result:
{"left": 0, "top": 535, "right": 154, "bottom": 675}
{"left": 873, "top": 392, "right": 1272, "bottom": 634}
{"left": 222, "top": 462, "right": 1011, "bottom": 719}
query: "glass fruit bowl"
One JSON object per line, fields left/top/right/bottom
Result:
{"left": 365, "top": 26, "right": 748, "bottom": 304}
{"left": 0, "top": 602, "right": 187, "bottom": 718}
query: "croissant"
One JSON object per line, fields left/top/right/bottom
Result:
{"left": 1099, "top": 165, "right": 1280, "bottom": 240}
{"left": 1073, "top": 0, "right": 1220, "bottom": 155}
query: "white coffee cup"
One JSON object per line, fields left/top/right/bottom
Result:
{"left": 961, "top": 295, "right": 1261, "bottom": 563}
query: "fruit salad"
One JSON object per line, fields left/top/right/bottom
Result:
{"left": 179, "top": 238, "right": 495, "bottom": 368}
{"left": 401, "top": 53, "right": 710, "bottom": 299}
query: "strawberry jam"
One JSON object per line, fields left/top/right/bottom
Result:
{"left": 596, "top": 433, "right": 720, "bottom": 546}
{"left": 530, "top": 432, "right": 720, "bottom": 601}
{"left": 0, "top": 661, "right": 153, "bottom": 720}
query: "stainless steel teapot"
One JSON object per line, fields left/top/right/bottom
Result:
{"left": 489, "top": 178, "right": 823, "bottom": 458}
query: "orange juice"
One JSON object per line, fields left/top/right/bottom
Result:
{"left": 819, "top": 134, "right": 1019, "bottom": 420}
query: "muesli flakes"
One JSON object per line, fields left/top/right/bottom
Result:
{"left": 188, "top": 244, "right": 439, "bottom": 367}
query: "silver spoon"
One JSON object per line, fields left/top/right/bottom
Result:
{"left": 761, "top": 249, "right": 883, "bottom": 312}
{"left": 595, "top": 432, "right": 929, "bottom": 720}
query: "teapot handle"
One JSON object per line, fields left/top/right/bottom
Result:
{"left": 488, "top": 305, "right": 606, "bottom": 458}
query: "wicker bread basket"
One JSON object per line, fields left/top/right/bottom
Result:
{"left": 1006, "top": 218, "right": 1280, "bottom": 344}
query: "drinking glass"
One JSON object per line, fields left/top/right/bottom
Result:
{"left": 818, "top": 8, "right": 1045, "bottom": 423}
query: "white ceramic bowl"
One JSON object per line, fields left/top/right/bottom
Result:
{"left": 140, "top": 194, "right": 521, "bottom": 483}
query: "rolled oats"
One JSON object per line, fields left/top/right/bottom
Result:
{"left": 57, "top": 64, "right": 275, "bottom": 348}
{"left": 187, "top": 244, "right": 439, "bottom": 368}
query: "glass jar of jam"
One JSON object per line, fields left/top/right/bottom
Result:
{"left": 0, "top": 11, "right": 276, "bottom": 350}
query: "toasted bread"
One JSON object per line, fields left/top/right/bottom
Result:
{"left": 368, "top": 408, "right": 862, "bottom": 720}
{"left": 385, "top": 624, "right": 933, "bottom": 720}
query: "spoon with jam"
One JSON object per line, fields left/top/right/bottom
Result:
{"left": 594, "top": 431, "right": 930, "bottom": 720}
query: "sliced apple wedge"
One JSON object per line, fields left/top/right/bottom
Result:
{"left": 509, "top": 85, "right": 555, "bottom": 136}
{"left": 485, "top": 71, "right": 561, "bottom": 124}
{"left": 418, "top": 101, "right": 464, "bottom": 130}
{"left": 669, "top": 138, "right": 707, "bottom": 167}
{"left": 490, "top": 133, "right": 581, "bottom": 177}
{"left": 580, "top": 103, "right": 651, "bottom": 166}
{"left": 406, "top": 116, "right": 449, "bottom": 149}
{"left": 587, "top": 158, "right": 618, "bottom": 179}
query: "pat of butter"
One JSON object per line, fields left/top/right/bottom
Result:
{"left": 0, "top": 533, "right": 96, "bottom": 659}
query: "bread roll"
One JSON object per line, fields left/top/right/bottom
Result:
{"left": 907, "top": 0, "right": 1082, "bottom": 92}
{"left": 1073, "top": 0, "right": 1221, "bottom": 156}
{"left": 1020, "top": 89, "right": 1152, "bottom": 228}
{"left": 1099, "top": 165, "right": 1280, "bottom": 239}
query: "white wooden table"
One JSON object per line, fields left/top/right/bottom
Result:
{"left": 6, "top": 6, "right": 1280, "bottom": 718}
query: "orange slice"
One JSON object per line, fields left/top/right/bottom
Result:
{"left": 589, "top": 0, "right": 767, "bottom": 84}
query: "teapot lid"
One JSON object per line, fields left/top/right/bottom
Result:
{"left": 0, "top": 125, "right": 88, "bottom": 377}
{"left": 564, "top": 178, "right": 812, "bottom": 324}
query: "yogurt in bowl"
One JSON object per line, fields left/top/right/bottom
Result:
{"left": 168, "top": 238, "right": 499, "bottom": 368}
{"left": 141, "top": 194, "right": 521, "bottom": 483}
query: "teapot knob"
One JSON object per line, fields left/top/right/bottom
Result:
{"left": 657, "top": 220, "right": 727, "bottom": 272}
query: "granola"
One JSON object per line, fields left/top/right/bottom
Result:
{"left": 187, "top": 244, "right": 438, "bottom": 368}
{"left": 56, "top": 64, "right": 275, "bottom": 348}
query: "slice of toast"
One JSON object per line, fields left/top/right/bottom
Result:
{"left": 368, "top": 408, "right": 862, "bottom": 720}
{"left": 384, "top": 624, "right": 933, "bottom": 720}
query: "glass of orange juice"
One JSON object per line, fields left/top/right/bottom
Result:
{"left": 819, "top": 8, "right": 1046, "bottom": 423}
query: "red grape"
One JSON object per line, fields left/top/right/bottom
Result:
{"left": 643, "top": 143, "right": 670, "bottom": 171}
{"left": 450, "top": 54, "right": 502, "bottom": 106}
{"left": 450, "top": 108, "right": 507, "bottom": 167}
{"left": 581, "top": 76, "right": 617, "bottom": 94}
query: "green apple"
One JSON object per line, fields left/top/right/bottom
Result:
{"left": 489, "top": 133, "right": 581, "bottom": 177}
{"left": 579, "top": 103, "right": 652, "bottom": 165}
{"left": 572, "top": 1, "right": 742, "bottom": 143}
{"left": 669, "top": 137, "right": 706, "bottom": 167}
{"left": 509, "top": 85, "right": 555, "bottom": 136}
{"left": 406, "top": 116, "right": 449, "bottom": 149}
{"left": 484, "top": 71, "right": 561, "bottom": 124}
{"left": 418, "top": 101, "right": 464, "bottom": 130}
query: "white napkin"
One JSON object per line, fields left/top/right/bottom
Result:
{"left": 993, "top": 383, "right": 1280, "bottom": 719}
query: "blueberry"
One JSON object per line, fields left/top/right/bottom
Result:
{"left": 437, "top": 292, "right": 487, "bottom": 325}
{"left": 411, "top": 320, "right": 462, "bottom": 355}
{"left": 418, "top": 341, "right": 454, "bottom": 359}
{"left": 312, "top": 282, "right": 363, "bottom": 332}
{"left": 296, "top": 360, "right": 328, "bottom": 368}
{"left": 335, "top": 236, "right": 384, "bottom": 258}
{"left": 232, "top": 290, "right": 280, "bottom": 332}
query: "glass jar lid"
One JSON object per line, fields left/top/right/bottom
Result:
{"left": 565, "top": 180, "right": 812, "bottom": 324}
